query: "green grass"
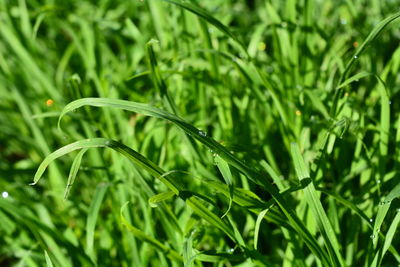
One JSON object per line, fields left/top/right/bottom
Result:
{"left": 1, "top": 0, "right": 400, "bottom": 266}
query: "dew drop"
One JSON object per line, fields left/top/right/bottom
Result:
{"left": 199, "top": 130, "right": 207, "bottom": 137}
{"left": 2, "top": 192, "right": 9, "bottom": 198}
{"left": 370, "top": 234, "right": 375, "bottom": 239}
{"left": 227, "top": 248, "right": 234, "bottom": 253}
{"left": 369, "top": 218, "right": 373, "bottom": 223}
{"left": 340, "top": 18, "right": 347, "bottom": 25}
{"left": 397, "top": 208, "right": 400, "bottom": 212}
{"left": 389, "top": 101, "right": 392, "bottom": 105}
{"left": 105, "top": 140, "right": 111, "bottom": 146}
{"left": 377, "top": 180, "right": 381, "bottom": 184}
{"left": 354, "top": 55, "right": 358, "bottom": 59}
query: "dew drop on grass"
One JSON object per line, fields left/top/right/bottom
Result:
{"left": 389, "top": 101, "right": 392, "bottom": 105}
{"left": 377, "top": 179, "right": 381, "bottom": 184}
{"left": 105, "top": 140, "right": 111, "bottom": 146}
{"left": 369, "top": 218, "right": 373, "bottom": 223}
{"left": 2, "top": 191, "right": 9, "bottom": 198}
{"left": 397, "top": 208, "right": 400, "bottom": 212}
{"left": 354, "top": 55, "right": 358, "bottom": 59}
{"left": 340, "top": 18, "right": 347, "bottom": 25}
{"left": 199, "top": 130, "right": 207, "bottom": 137}
{"left": 226, "top": 248, "right": 234, "bottom": 253}
{"left": 370, "top": 234, "right": 375, "bottom": 239}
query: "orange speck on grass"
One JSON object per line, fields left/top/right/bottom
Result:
{"left": 353, "top": 41, "right": 359, "bottom": 48}
{"left": 46, "top": 99, "right": 54, "bottom": 107}
{"left": 295, "top": 110, "right": 302, "bottom": 116}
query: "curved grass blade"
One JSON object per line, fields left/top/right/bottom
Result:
{"left": 160, "top": 0, "right": 248, "bottom": 57}
{"left": 254, "top": 208, "right": 271, "bottom": 250}
{"left": 44, "top": 250, "right": 55, "bottom": 267}
{"left": 149, "top": 190, "right": 176, "bottom": 208}
{"left": 331, "top": 11, "right": 400, "bottom": 117}
{"left": 291, "top": 143, "right": 345, "bottom": 266}
{"left": 215, "top": 155, "right": 234, "bottom": 218}
{"left": 336, "top": 71, "right": 371, "bottom": 89}
{"left": 57, "top": 98, "right": 331, "bottom": 265}
{"left": 31, "top": 138, "right": 240, "bottom": 245}
{"left": 64, "top": 148, "right": 88, "bottom": 200}
{"left": 380, "top": 211, "right": 400, "bottom": 264}
{"left": 372, "top": 182, "right": 400, "bottom": 247}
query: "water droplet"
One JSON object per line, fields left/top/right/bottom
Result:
{"left": 376, "top": 229, "right": 380, "bottom": 233}
{"left": 199, "top": 130, "right": 207, "bottom": 137}
{"left": 377, "top": 180, "right": 381, "bottom": 184}
{"left": 370, "top": 234, "right": 375, "bottom": 239}
{"left": 340, "top": 18, "right": 347, "bottom": 25}
{"left": 105, "top": 140, "right": 111, "bottom": 146}
{"left": 369, "top": 218, "right": 373, "bottom": 223}
{"left": 226, "top": 248, "right": 234, "bottom": 253}
{"left": 355, "top": 79, "right": 359, "bottom": 82}
{"left": 354, "top": 55, "right": 358, "bottom": 59}
{"left": 389, "top": 101, "right": 392, "bottom": 105}
{"left": 397, "top": 208, "right": 400, "bottom": 212}
{"left": 2, "top": 192, "right": 9, "bottom": 198}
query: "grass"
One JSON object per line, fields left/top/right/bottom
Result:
{"left": 1, "top": 0, "right": 400, "bottom": 266}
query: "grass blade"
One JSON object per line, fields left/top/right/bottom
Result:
{"left": 291, "top": 142, "right": 344, "bottom": 266}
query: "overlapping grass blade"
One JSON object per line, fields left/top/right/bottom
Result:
{"left": 291, "top": 143, "right": 344, "bottom": 266}
{"left": 86, "top": 182, "right": 109, "bottom": 260}
{"left": 44, "top": 250, "right": 55, "bottom": 267}
{"left": 160, "top": 0, "right": 248, "bottom": 57}
{"left": 372, "top": 182, "right": 400, "bottom": 247}
{"left": 120, "top": 202, "right": 183, "bottom": 263}
{"left": 57, "top": 97, "right": 331, "bottom": 265}
{"left": 331, "top": 11, "right": 400, "bottom": 117}
{"left": 64, "top": 148, "right": 88, "bottom": 200}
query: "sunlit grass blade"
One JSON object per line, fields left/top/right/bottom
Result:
{"left": 330, "top": 11, "right": 400, "bottom": 117}
{"left": 57, "top": 97, "right": 331, "bottom": 265}
{"left": 148, "top": 190, "right": 175, "bottom": 208}
{"left": 254, "top": 208, "right": 271, "bottom": 250}
{"left": 291, "top": 142, "right": 345, "bottom": 266}
{"left": 372, "top": 182, "right": 400, "bottom": 246}
{"left": 64, "top": 148, "right": 88, "bottom": 200}
{"left": 86, "top": 182, "right": 109, "bottom": 260}
{"left": 120, "top": 202, "right": 183, "bottom": 263}
{"left": 214, "top": 155, "right": 234, "bottom": 217}
{"left": 44, "top": 250, "right": 55, "bottom": 267}
{"left": 160, "top": 0, "right": 248, "bottom": 57}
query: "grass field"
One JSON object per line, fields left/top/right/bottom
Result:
{"left": 1, "top": 0, "right": 400, "bottom": 266}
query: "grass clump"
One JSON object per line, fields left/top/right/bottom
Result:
{"left": 1, "top": 0, "right": 400, "bottom": 266}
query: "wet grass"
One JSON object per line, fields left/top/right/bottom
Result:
{"left": 1, "top": 0, "right": 400, "bottom": 266}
